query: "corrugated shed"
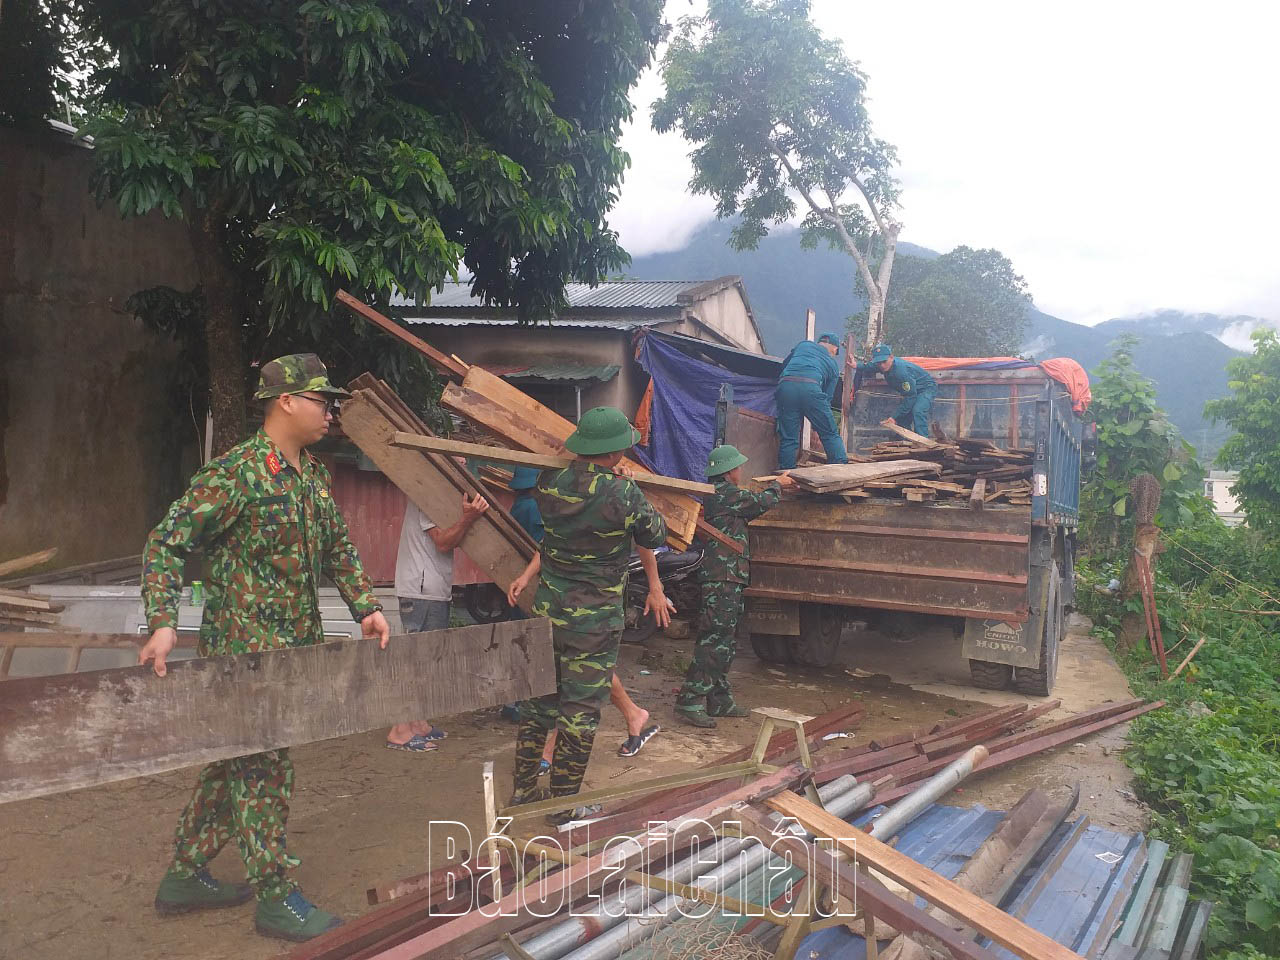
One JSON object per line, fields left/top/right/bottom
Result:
{"left": 403, "top": 315, "right": 666, "bottom": 331}
{"left": 395, "top": 279, "right": 708, "bottom": 311}
{"left": 484, "top": 361, "right": 621, "bottom": 382}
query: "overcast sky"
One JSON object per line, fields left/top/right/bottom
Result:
{"left": 609, "top": 0, "right": 1280, "bottom": 328}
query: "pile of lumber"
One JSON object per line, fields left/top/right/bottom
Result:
{"left": 836, "top": 423, "right": 1035, "bottom": 506}
{"left": 780, "top": 459, "right": 943, "bottom": 498}
{"left": 0, "top": 588, "right": 64, "bottom": 629}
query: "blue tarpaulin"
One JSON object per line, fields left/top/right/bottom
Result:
{"left": 634, "top": 332, "right": 778, "bottom": 482}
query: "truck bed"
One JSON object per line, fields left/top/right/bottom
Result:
{"left": 746, "top": 497, "right": 1033, "bottom": 623}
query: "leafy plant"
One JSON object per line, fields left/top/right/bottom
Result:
{"left": 1081, "top": 335, "right": 1207, "bottom": 552}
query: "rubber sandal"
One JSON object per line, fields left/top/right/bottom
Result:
{"left": 416, "top": 727, "right": 447, "bottom": 741}
{"left": 385, "top": 736, "right": 439, "bottom": 753}
{"left": 618, "top": 724, "right": 661, "bottom": 758}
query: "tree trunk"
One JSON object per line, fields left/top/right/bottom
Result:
{"left": 187, "top": 208, "right": 247, "bottom": 456}
{"left": 866, "top": 292, "right": 885, "bottom": 346}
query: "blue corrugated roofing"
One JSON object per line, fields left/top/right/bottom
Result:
{"left": 394, "top": 279, "right": 717, "bottom": 312}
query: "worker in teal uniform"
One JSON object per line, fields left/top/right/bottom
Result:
{"left": 775, "top": 332, "right": 850, "bottom": 470}
{"left": 507, "top": 467, "right": 544, "bottom": 544}
{"left": 858, "top": 344, "right": 938, "bottom": 438}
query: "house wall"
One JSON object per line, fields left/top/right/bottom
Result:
{"left": 0, "top": 128, "right": 199, "bottom": 568}
{"left": 679, "top": 285, "right": 764, "bottom": 353}
{"left": 410, "top": 323, "right": 650, "bottom": 418}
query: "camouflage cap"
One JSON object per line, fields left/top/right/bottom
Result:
{"left": 254, "top": 353, "right": 350, "bottom": 400}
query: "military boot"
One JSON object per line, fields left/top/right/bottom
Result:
{"left": 707, "top": 698, "right": 750, "bottom": 718}
{"left": 154, "top": 867, "right": 253, "bottom": 915}
{"left": 254, "top": 890, "right": 343, "bottom": 942}
{"left": 675, "top": 704, "right": 717, "bottom": 728}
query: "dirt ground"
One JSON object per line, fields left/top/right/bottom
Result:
{"left": 0, "top": 612, "right": 1146, "bottom": 960}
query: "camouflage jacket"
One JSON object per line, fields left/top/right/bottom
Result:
{"left": 532, "top": 463, "right": 667, "bottom": 634}
{"left": 142, "top": 429, "right": 380, "bottom": 655}
{"left": 699, "top": 479, "right": 782, "bottom": 585}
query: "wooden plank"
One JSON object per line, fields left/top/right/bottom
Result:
{"left": 0, "top": 631, "right": 195, "bottom": 650}
{"left": 389, "top": 431, "right": 716, "bottom": 496}
{"left": 766, "top": 791, "right": 1086, "bottom": 960}
{"left": 442, "top": 369, "right": 699, "bottom": 549}
{"left": 880, "top": 420, "right": 940, "bottom": 448}
{"left": 971, "top": 478, "right": 987, "bottom": 510}
{"left": 0, "top": 620, "right": 554, "bottom": 805}
{"left": 0, "top": 548, "right": 59, "bottom": 579}
{"left": 0, "top": 589, "right": 59, "bottom": 612}
{"left": 788, "top": 459, "right": 943, "bottom": 493}
{"left": 336, "top": 290, "right": 469, "bottom": 379}
{"left": 734, "top": 810, "right": 1004, "bottom": 960}
{"left": 340, "top": 393, "right": 536, "bottom": 609}
{"left": 378, "top": 763, "right": 810, "bottom": 960}
{"left": 696, "top": 517, "right": 746, "bottom": 556}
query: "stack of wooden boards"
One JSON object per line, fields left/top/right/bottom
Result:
{"left": 0, "top": 587, "right": 63, "bottom": 629}
{"left": 813, "top": 422, "right": 1037, "bottom": 506}
{"left": 775, "top": 459, "right": 944, "bottom": 501}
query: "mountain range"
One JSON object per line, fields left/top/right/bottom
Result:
{"left": 625, "top": 220, "right": 1257, "bottom": 459}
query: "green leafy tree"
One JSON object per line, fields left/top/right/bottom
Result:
{"left": 74, "top": 0, "right": 662, "bottom": 452}
{"left": 652, "top": 0, "right": 901, "bottom": 346}
{"left": 1082, "top": 335, "right": 1207, "bottom": 550}
{"left": 1206, "top": 328, "right": 1280, "bottom": 532}
{"left": 851, "top": 246, "right": 1031, "bottom": 355}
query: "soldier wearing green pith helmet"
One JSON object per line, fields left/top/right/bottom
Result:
{"left": 506, "top": 406, "right": 671, "bottom": 824}
{"left": 675, "top": 445, "right": 793, "bottom": 727}
{"left": 138, "top": 353, "right": 389, "bottom": 942}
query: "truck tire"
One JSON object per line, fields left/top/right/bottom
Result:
{"left": 791, "top": 604, "right": 842, "bottom": 668}
{"left": 1014, "top": 561, "right": 1064, "bottom": 697}
{"left": 750, "top": 633, "right": 794, "bottom": 664}
{"left": 969, "top": 659, "right": 1013, "bottom": 690}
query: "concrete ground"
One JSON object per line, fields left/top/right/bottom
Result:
{"left": 0, "top": 612, "right": 1146, "bottom": 960}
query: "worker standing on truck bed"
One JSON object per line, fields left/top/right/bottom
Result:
{"left": 775, "top": 332, "right": 850, "bottom": 469}
{"left": 505, "top": 407, "right": 672, "bottom": 825}
{"left": 138, "top": 353, "right": 389, "bottom": 943}
{"left": 859, "top": 343, "right": 938, "bottom": 438}
{"left": 676, "top": 445, "right": 793, "bottom": 728}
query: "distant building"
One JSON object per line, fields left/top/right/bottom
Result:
{"left": 1204, "top": 470, "right": 1246, "bottom": 526}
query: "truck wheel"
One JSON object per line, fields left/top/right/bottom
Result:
{"left": 1014, "top": 561, "right": 1063, "bottom": 697}
{"left": 969, "top": 660, "right": 1013, "bottom": 690}
{"left": 464, "top": 583, "right": 509, "bottom": 624}
{"left": 791, "top": 604, "right": 842, "bottom": 668}
{"left": 750, "top": 633, "right": 794, "bottom": 664}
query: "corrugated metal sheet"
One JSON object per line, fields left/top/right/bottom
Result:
{"left": 484, "top": 361, "right": 621, "bottom": 382}
{"left": 328, "top": 462, "right": 406, "bottom": 585}
{"left": 402, "top": 315, "right": 668, "bottom": 331}
{"left": 396, "top": 279, "right": 708, "bottom": 311}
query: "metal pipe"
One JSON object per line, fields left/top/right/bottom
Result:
{"left": 553, "top": 776, "right": 877, "bottom": 960}
{"left": 488, "top": 775, "right": 870, "bottom": 960}
{"left": 869, "top": 745, "right": 988, "bottom": 842}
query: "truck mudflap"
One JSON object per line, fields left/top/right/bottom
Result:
{"left": 747, "top": 596, "right": 800, "bottom": 636}
{"left": 962, "top": 615, "right": 1043, "bottom": 669}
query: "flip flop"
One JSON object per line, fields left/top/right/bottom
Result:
{"left": 386, "top": 737, "right": 439, "bottom": 753}
{"left": 416, "top": 727, "right": 447, "bottom": 741}
{"left": 618, "top": 724, "right": 660, "bottom": 758}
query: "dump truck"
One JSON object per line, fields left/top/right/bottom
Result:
{"left": 742, "top": 363, "right": 1089, "bottom": 696}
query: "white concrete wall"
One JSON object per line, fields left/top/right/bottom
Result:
{"left": 680, "top": 284, "right": 763, "bottom": 353}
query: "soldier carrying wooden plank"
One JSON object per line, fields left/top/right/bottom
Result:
{"left": 136, "top": 353, "right": 390, "bottom": 942}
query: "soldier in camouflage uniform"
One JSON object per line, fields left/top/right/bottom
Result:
{"left": 675, "top": 445, "right": 792, "bottom": 728}
{"left": 138, "top": 354, "right": 389, "bottom": 943}
{"left": 505, "top": 407, "right": 669, "bottom": 824}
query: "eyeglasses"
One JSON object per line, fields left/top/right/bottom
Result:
{"left": 293, "top": 394, "right": 341, "bottom": 415}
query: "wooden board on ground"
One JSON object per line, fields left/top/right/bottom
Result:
{"left": 787, "top": 459, "right": 943, "bottom": 493}
{"left": 880, "top": 420, "right": 940, "bottom": 448}
{"left": 389, "top": 432, "right": 715, "bottom": 496}
{"left": 442, "top": 365, "right": 700, "bottom": 548}
{"left": 0, "top": 619, "right": 555, "bottom": 805}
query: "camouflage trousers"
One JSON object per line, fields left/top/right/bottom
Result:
{"left": 677, "top": 582, "right": 744, "bottom": 709}
{"left": 170, "top": 749, "right": 298, "bottom": 902}
{"left": 513, "top": 625, "right": 619, "bottom": 797}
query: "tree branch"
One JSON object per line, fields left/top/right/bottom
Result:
{"left": 818, "top": 181, "right": 877, "bottom": 300}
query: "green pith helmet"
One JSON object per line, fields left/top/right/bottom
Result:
{"left": 817, "top": 332, "right": 841, "bottom": 350}
{"left": 871, "top": 343, "right": 893, "bottom": 363}
{"left": 706, "top": 444, "right": 749, "bottom": 478}
{"left": 254, "top": 353, "right": 350, "bottom": 400}
{"left": 564, "top": 407, "right": 640, "bottom": 456}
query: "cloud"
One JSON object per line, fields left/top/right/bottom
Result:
{"left": 612, "top": 0, "right": 1280, "bottom": 327}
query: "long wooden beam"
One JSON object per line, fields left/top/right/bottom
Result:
{"left": 0, "top": 548, "right": 58, "bottom": 579}
{"left": 766, "top": 791, "right": 1085, "bottom": 960}
{"left": 0, "top": 619, "right": 554, "bottom": 805}
{"left": 390, "top": 432, "right": 716, "bottom": 496}
{"left": 336, "top": 290, "right": 469, "bottom": 379}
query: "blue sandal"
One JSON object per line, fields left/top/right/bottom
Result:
{"left": 416, "top": 727, "right": 447, "bottom": 741}
{"left": 386, "top": 736, "right": 439, "bottom": 752}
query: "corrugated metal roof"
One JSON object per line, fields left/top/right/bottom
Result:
{"left": 403, "top": 315, "right": 666, "bottom": 331}
{"left": 394, "top": 279, "right": 714, "bottom": 312}
{"left": 484, "top": 361, "right": 621, "bottom": 382}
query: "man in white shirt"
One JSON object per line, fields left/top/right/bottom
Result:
{"left": 386, "top": 492, "right": 489, "bottom": 751}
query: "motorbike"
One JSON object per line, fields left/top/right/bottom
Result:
{"left": 622, "top": 548, "right": 703, "bottom": 644}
